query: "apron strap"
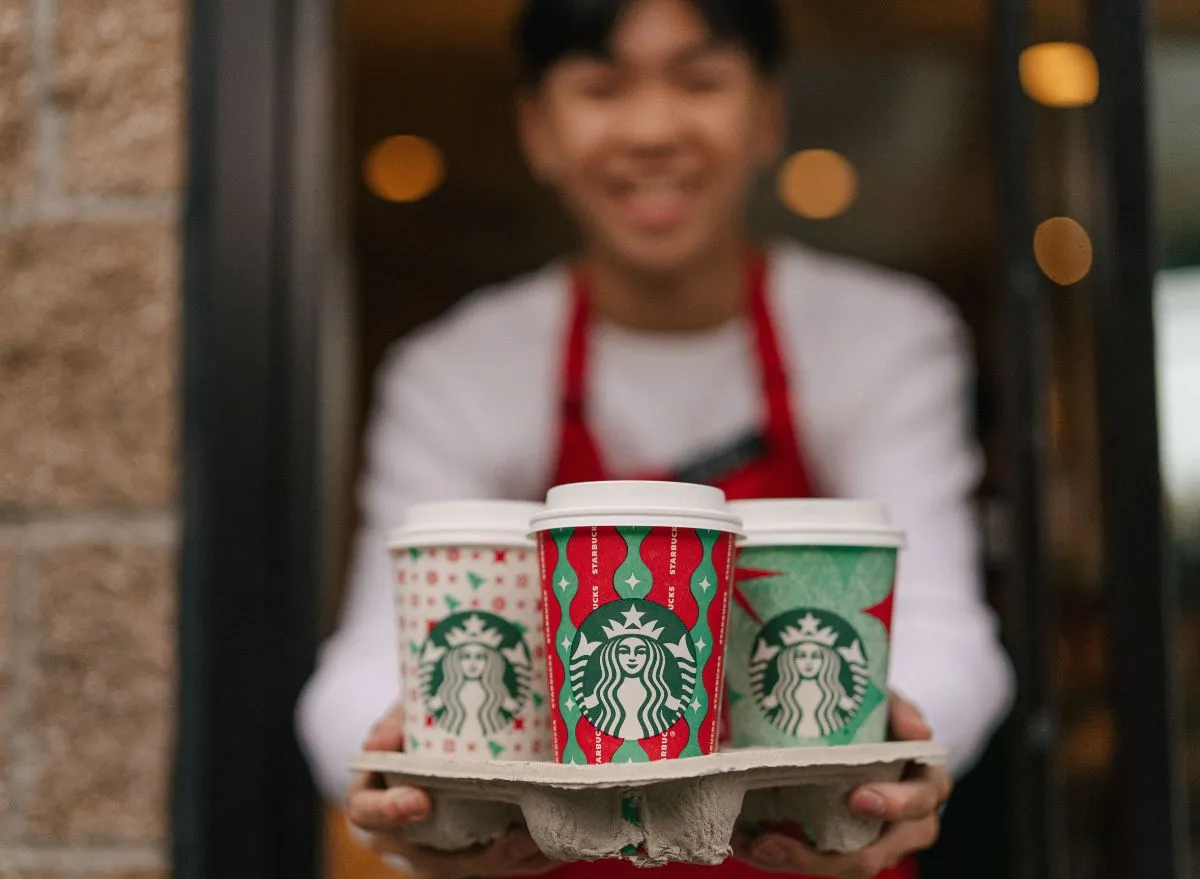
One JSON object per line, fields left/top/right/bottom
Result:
{"left": 551, "top": 268, "right": 608, "bottom": 486}
{"left": 744, "top": 253, "right": 805, "bottom": 467}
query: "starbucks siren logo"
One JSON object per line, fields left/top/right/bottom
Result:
{"left": 419, "top": 612, "right": 532, "bottom": 737}
{"left": 750, "top": 609, "right": 869, "bottom": 739}
{"left": 570, "top": 600, "right": 697, "bottom": 740}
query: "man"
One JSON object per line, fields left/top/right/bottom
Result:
{"left": 298, "top": 0, "right": 1014, "bottom": 875}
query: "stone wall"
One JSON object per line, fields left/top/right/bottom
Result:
{"left": 0, "top": 0, "right": 183, "bottom": 875}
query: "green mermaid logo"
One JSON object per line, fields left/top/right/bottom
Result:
{"left": 570, "top": 601, "right": 696, "bottom": 740}
{"left": 750, "top": 609, "right": 869, "bottom": 739}
{"left": 419, "top": 612, "right": 531, "bottom": 737}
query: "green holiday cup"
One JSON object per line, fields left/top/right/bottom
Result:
{"left": 531, "top": 482, "right": 742, "bottom": 765}
{"left": 725, "top": 500, "right": 905, "bottom": 748}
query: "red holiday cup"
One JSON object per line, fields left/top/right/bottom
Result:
{"left": 530, "top": 482, "right": 742, "bottom": 765}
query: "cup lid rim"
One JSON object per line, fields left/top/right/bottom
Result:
{"left": 728, "top": 499, "right": 905, "bottom": 548}
{"left": 533, "top": 481, "right": 739, "bottom": 532}
{"left": 388, "top": 499, "right": 543, "bottom": 549}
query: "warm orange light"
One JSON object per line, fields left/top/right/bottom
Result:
{"left": 777, "top": 149, "right": 858, "bottom": 220}
{"left": 1034, "top": 217, "right": 1094, "bottom": 285}
{"left": 1019, "top": 43, "right": 1100, "bottom": 108}
{"left": 363, "top": 135, "right": 445, "bottom": 202}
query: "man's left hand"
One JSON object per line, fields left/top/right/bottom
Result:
{"left": 732, "top": 693, "right": 951, "bottom": 879}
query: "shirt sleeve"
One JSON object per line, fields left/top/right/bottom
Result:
{"left": 819, "top": 295, "right": 1015, "bottom": 778}
{"left": 295, "top": 338, "right": 498, "bottom": 803}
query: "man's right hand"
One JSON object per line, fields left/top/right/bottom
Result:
{"left": 346, "top": 705, "right": 558, "bottom": 878}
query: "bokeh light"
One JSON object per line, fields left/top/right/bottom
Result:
{"left": 1019, "top": 43, "right": 1100, "bottom": 108}
{"left": 777, "top": 149, "right": 859, "bottom": 220}
{"left": 1034, "top": 217, "right": 1094, "bottom": 285}
{"left": 363, "top": 135, "right": 446, "bottom": 203}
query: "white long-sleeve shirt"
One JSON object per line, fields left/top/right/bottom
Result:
{"left": 296, "top": 240, "right": 1015, "bottom": 802}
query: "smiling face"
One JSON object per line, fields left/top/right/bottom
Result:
{"left": 518, "top": 0, "right": 782, "bottom": 276}
{"left": 459, "top": 644, "right": 489, "bottom": 680}
{"left": 617, "top": 636, "right": 650, "bottom": 675}
{"left": 793, "top": 643, "right": 824, "bottom": 679}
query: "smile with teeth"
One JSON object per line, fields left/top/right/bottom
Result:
{"left": 612, "top": 180, "right": 694, "bottom": 229}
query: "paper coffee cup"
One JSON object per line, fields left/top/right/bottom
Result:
{"left": 531, "top": 482, "right": 741, "bottom": 765}
{"left": 390, "top": 501, "right": 552, "bottom": 761}
{"left": 725, "top": 500, "right": 905, "bottom": 748}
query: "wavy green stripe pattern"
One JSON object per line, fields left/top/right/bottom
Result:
{"left": 682, "top": 529, "right": 719, "bottom": 757}
{"left": 552, "top": 527, "right": 587, "bottom": 764}
{"left": 614, "top": 525, "right": 652, "bottom": 599}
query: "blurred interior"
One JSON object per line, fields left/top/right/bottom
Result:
{"left": 320, "top": 0, "right": 1200, "bottom": 876}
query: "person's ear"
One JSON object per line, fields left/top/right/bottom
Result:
{"left": 752, "top": 78, "right": 787, "bottom": 168}
{"left": 516, "top": 89, "right": 559, "bottom": 185}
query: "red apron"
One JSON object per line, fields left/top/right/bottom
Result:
{"left": 546, "top": 254, "right": 918, "bottom": 879}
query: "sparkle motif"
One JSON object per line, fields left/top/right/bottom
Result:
{"left": 623, "top": 573, "right": 641, "bottom": 589}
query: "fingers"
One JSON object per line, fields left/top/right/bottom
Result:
{"left": 887, "top": 692, "right": 932, "bottom": 742}
{"left": 849, "top": 765, "right": 952, "bottom": 822}
{"left": 735, "top": 815, "right": 941, "bottom": 879}
{"left": 346, "top": 785, "right": 433, "bottom": 832}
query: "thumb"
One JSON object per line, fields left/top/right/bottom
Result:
{"left": 889, "top": 692, "right": 933, "bottom": 741}
{"left": 364, "top": 704, "right": 407, "bottom": 752}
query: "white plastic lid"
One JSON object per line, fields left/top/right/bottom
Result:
{"left": 388, "top": 500, "right": 543, "bottom": 550}
{"left": 729, "top": 499, "right": 906, "bottom": 548}
{"left": 529, "top": 481, "right": 741, "bottom": 534}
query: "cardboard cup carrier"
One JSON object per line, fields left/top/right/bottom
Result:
{"left": 355, "top": 493, "right": 945, "bottom": 863}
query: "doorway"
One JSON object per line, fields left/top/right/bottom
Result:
{"left": 176, "top": 0, "right": 1191, "bottom": 876}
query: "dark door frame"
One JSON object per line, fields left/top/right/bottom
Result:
{"left": 1089, "top": 0, "right": 1189, "bottom": 875}
{"left": 172, "top": 0, "right": 1186, "bottom": 875}
{"left": 992, "top": 0, "right": 1188, "bottom": 876}
{"left": 991, "top": 0, "right": 1064, "bottom": 876}
{"left": 174, "top": 0, "right": 336, "bottom": 874}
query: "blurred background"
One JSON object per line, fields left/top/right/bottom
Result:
{"left": 0, "top": 0, "right": 1198, "bottom": 877}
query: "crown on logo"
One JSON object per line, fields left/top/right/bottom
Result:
{"left": 601, "top": 604, "right": 665, "bottom": 641}
{"left": 779, "top": 613, "right": 839, "bottom": 648}
{"left": 445, "top": 614, "right": 505, "bottom": 649}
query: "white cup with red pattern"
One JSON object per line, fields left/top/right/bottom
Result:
{"left": 389, "top": 501, "right": 552, "bottom": 762}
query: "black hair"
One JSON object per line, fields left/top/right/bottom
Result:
{"left": 514, "top": 0, "right": 785, "bottom": 84}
